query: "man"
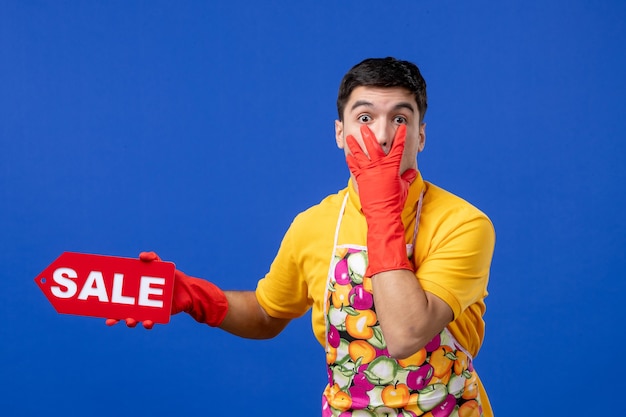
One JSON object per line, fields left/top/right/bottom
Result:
{"left": 109, "top": 57, "right": 496, "bottom": 416}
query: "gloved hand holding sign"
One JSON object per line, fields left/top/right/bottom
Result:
{"left": 345, "top": 124, "right": 417, "bottom": 278}
{"left": 34, "top": 251, "right": 176, "bottom": 327}
{"left": 106, "top": 251, "right": 229, "bottom": 329}
{"left": 34, "top": 251, "right": 228, "bottom": 330}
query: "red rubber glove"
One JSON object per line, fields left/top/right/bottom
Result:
{"left": 346, "top": 124, "right": 417, "bottom": 277}
{"left": 106, "top": 252, "right": 229, "bottom": 329}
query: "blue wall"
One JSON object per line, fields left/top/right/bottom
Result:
{"left": 1, "top": 1, "right": 625, "bottom": 415}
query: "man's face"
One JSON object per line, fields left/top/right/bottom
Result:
{"left": 335, "top": 86, "right": 426, "bottom": 175}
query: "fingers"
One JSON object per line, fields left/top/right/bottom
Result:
{"left": 359, "top": 125, "right": 386, "bottom": 160}
{"left": 349, "top": 125, "right": 404, "bottom": 163}
{"left": 345, "top": 135, "right": 369, "bottom": 175}
{"left": 346, "top": 135, "right": 367, "bottom": 162}
{"left": 346, "top": 125, "right": 408, "bottom": 176}
{"left": 125, "top": 318, "right": 138, "bottom": 328}
{"left": 139, "top": 251, "right": 161, "bottom": 262}
{"left": 388, "top": 124, "right": 407, "bottom": 159}
{"left": 105, "top": 318, "right": 154, "bottom": 329}
{"left": 122, "top": 252, "right": 161, "bottom": 330}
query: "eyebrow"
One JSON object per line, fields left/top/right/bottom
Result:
{"left": 350, "top": 100, "right": 416, "bottom": 114}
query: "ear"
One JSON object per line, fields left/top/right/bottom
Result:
{"left": 418, "top": 122, "right": 426, "bottom": 152}
{"left": 335, "top": 120, "right": 345, "bottom": 149}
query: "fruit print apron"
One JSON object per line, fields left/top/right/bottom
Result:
{"left": 322, "top": 192, "right": 484, "bottom": 417}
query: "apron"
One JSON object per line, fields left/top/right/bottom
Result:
{"left": 322, "top": 192, "right": 484, "bottom": 417}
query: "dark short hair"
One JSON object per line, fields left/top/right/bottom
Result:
{"left": 336, "top": 57, "right": 428, "bottom": 122}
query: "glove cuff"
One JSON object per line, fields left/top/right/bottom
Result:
{"left": 365, "top": 220, "right": 413, "bottom": 277}
{"left": 176, "top": 275, "right": 229, "bottom": 327}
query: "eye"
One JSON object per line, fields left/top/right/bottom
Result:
{"left": 394, "top": 115, "right": 408, "bottom": 124}
{"left": 358, "top": 114, "right": 372, "bottom": 123}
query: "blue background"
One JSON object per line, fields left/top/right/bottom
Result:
{"left": 2, "top": 1, "right": 625, "bottom": 415}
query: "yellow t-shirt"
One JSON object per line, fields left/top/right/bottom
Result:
{"left": 256, "top": 171, "right": 496, "bottom": 413}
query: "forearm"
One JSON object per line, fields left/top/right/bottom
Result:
{"left": 218, "top": 290, "right": 290, "bottom": 339}
{"left": 372, "top": 269, "right": 453, "bottom": 359}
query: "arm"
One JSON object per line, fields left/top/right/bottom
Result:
{"left": 167, "top": 270, "right": 291, "bottom": 338}
{"left": 372, "top": 214, "right": 495, "bottom": 359}
{"left": 371, "top": 270, "right": 452, "bottom": 359}
{"left": 109, "top": 252, "right": 290, "bottom": 339}
{"left": 219, "top": 291, "right": 290, "bottom": 339}
{"left": 346, "top": 125, "right": 453, "bottom": 359}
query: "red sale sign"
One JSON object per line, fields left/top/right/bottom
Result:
{"left": 34, "top": 252, "right": 176, "bottom": 324}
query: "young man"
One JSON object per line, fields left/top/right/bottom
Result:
{"left": 110, "top": 57, "right": 496, "bottom": 416}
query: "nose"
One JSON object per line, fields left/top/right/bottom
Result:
{"left": 371, "top": 122, "right": 396, "bottom": 154}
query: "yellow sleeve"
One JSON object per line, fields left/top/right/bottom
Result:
{"left": 255, "top": 218, "right": 311, "bottom": 319}
{"left": 417, "top": 214, "right": 495, "bottom": 320}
